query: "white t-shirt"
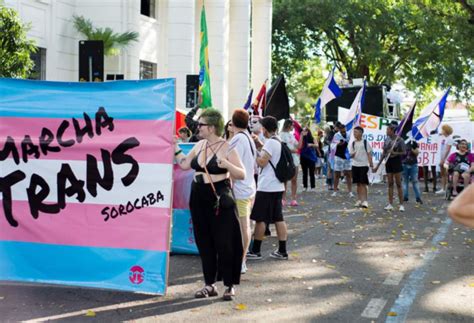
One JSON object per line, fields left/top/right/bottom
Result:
{"left": 349, "top": 139, "right": 373, "bottom": 167}
{"left": 280, "top": 131, "right": 300, "bottom": 166}
{"left": 229, "top": 132, "right": 257, "bottom": 199}
{"left": 439, "top": 134, "right": 455, "bottom": 161}
{"left": 257, "top": 137, "right": 285, "bottom": 192}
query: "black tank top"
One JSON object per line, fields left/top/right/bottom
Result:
{"left": 190, "top": 143, "right": 228, "bottom": 175}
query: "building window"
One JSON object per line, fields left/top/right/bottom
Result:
{"left": 141, "top": 0, "right": 156, "bottom": 19}
{"left": 140, "top": 60, "right": 157, "bottom": 79}
{"left": 28, "top": 47, "right": 47, "bottom": 80}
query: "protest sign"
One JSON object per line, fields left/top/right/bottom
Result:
{"left": 0, "top": 78, "right": 175, "bottom": 294}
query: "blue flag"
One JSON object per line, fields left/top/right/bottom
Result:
{"left": 314, "top": 68, "right": 342, "bottom": 123}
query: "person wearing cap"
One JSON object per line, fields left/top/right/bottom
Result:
{"left": 375, "top": 123, "right": 406, "bottom": 212}
{"left": 247, "top": 116, "right": 289, "bottom": 261}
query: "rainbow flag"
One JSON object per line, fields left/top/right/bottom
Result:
{"left": 198, "top": 5, "right": 212, "bottom": 108}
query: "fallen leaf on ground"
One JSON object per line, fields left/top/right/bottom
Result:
{"left": 85, "top": 310, "right": 96, "bottom": 317}
{"left": 290, "top": 252, "right": 300, "bottom": 257}
{"left": 235, "top": 304, "right": 247, "bottom": 310}
{"left": 439, "top": 242, "right": 448, "bottom": 246}
{"left": 469, "top": 283, "right": 474, "bottom": 287}
{"left": 335, "top": 242, "right": 351, "bottom": 246}
{"left": 431, "top": 280, "right": 441, "bottom": 284}
{"left": 325, "top": 264, "right": 336, "bottom": 269}
{"left": 387, "top": 312, "right": 398, "bottom": 316}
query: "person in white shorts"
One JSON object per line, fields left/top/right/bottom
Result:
{"left": 332, "top": 123, "right": 353, "bottom": 197}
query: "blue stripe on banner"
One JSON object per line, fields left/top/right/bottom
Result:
{"left": 0, "top": 78, "right": 175, "bottom": 121}
{"left": 171, "top": 209, "right": 199, "bottom": 254}
{"left": 0, "top": 241, "right": 168, "bottom": 294}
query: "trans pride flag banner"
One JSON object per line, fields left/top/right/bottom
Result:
{"left": 0, "top": 79, "right": 175, "bottom": 294}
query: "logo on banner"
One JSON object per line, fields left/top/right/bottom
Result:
{"left": 129, "top": 265, "right": 145, "bottom": 284}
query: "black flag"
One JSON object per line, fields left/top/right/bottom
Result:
{"left": 264, "top": 75, "right": 290, "bottom": 121}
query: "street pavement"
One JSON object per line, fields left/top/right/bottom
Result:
{"left": 1, "top": 178, "right": 473, "bottom": 322}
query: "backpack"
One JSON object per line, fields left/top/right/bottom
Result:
{"left": 269, "top": 137, "right": 297, "bottom": 182}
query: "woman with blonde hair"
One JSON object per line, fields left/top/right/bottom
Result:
{"left": 175, "top": 108, "right": 245, "bottom": 301}
{"left": 436, "top": 124, "right": 455, "bottom": 194}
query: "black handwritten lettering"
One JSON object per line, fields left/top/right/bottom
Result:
{"left": 56, "top": 120, "right": 75, "bottom": 147}
{"left": 39, "top": 127, "right": 61, "bottom": 155}
{"left": 0, "top": 136, "right": 20, "bottom": 164}
{"left": 21, "top": 135, "right": 40, "bottom": 163}
{"left": 0, "top": 170, "right": 26, "bottom": 227}
{"left": 72, "top": 113, "right": 94, "bottom": 143}
{"left": 112, "top": 137, "right": 140, "bottom": 186}
{"left": 102, "top": 207, "right": 110, "bottom": 222}
{"left": 95, "top": 107, "right": 114, "bottom": 135}
{"left": 57, "top": 163, "right": 86, "bottom": 209}
{"left": 101, "top": 191, "right": 165, "bottom": 222}
{"left": 26, "top": 174, "right": 60, "bottom": 219}
{"left": 86, "top": 149, "right": 113, "bottom": 197}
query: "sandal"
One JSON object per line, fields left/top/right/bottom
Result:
{"left": 195, "top": 285, "right": 218, "bottom": 298}
{"left": 223, "top": 286, "right": 235, "bottom": 301}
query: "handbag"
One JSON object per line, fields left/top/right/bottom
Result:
{"left": 202, "top": 142, "right": 236, "bottom": 215}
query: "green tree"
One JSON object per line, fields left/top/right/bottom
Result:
{"left": 273, "top": 0, "right": 474, "bottom": 99}
{"left": 73, "top": 15, "right": 139, "bottom": 56}
{"left": 0, "top": 5, "right": 36, "bottom": 78}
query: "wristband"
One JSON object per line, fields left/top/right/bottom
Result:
{"left": 175, "top": 150, "right": 183, "bottom": 156}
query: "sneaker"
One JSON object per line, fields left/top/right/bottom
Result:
{"left": 282, "top": 199, "right": 287, "bottom": 207}
{"left": 435, "top": 189, "right": 445, "bottom": 195}
{"left": 349, "top": 192, "right": 355, "bottom": 198}
{"left": 399, "top": 205, "right": 405, "bottom": 212}
{"left": 290, "top": 200, "right": 298, "bottom": 206}
{"left": 310, "top": 188, "right": 317, "bottom": 192}
{"left": 361, "top": 201, "right": 369, "bottom": 208}
{"left": 241, "top": 261, "right": 247, "bottom": 274}
{"left": 355, "top": 200, "right": 362, "bottom": 207}
{"left": 384, "top": 204, "right": 394, "bottom": 211}
{"left": 416, "top": 198, "right": 423, "bottom": 204}
{"left": 331, "top": 191, "right": 338, "bottom": 197}
{"left": 269, "top": 250, "right": 288, "bottom": 260}
{"left": 303, "top": 187, "right": 308, "bottom": 192}
{"left": 246, "top": 251, "right": 262, "bottom": 260}
{"left": 403, "top": 197, "right": 409, "bottom": 202}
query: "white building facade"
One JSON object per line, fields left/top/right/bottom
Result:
{"left": 4, "top": 0, "right": 273, "bottom": 118}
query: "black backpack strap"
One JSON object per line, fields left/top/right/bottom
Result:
{"left": 237, "top": 131, "right": 255, "bottom": 157}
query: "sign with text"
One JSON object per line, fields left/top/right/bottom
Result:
{"left": 0, "top": 78, "right": 175, "bottom": 294}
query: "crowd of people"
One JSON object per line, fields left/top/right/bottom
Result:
{"left": 174, "top": 107, "right": 474, "bottom": 301}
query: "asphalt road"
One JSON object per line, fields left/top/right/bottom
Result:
{"left": 1, "top": 179, "right": 473, "bottom": 322}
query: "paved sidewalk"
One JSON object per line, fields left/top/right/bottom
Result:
{"left": 1, "top": 179, "right": 473, "bottom": 322}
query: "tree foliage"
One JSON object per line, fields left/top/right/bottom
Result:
{"left": 0, "top": 5, "right": 36, "bottom": 78}
{"left": 272, "top": 0, "right": 474, "bottom": 100}
{"left": 73, "top": 15, "right": 139, "bottom": 56}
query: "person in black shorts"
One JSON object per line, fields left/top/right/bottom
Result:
{"left": 375, "top": 123, "right": 406, "bottom": 212}
{"left": 349, "top": 126, "right": 373, "bottom": 208}
{"left": 247, "top": 116, "right": 289, "bottom": 261}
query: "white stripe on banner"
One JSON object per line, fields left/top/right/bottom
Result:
{"left": 1, "top": 159, "right": 172, "bottom": 208}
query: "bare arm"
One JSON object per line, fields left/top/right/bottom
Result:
{"left": 256, "top": 150, "right": 271, "bottom": 168}
{"left": 218, "top": 146, "right": 245, "bottom": 180}
{"left": 175, "top": 141, "right": 201, "bottom": 170}
{"left": 448, "top": 185, "right": 474, "bottom": 228}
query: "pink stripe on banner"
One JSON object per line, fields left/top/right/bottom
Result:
{"left": 0, "top": 117, "right": 173, "bottom": 164}
{"left": 0, "top": 201, "right": 170, "bottom": 251}
{"left": 172, "top": 166, "right": 194, "bottom": 209}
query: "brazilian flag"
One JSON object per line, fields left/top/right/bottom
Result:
{"left": 198, "top": 5, "right": 212, "bottom": 108}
